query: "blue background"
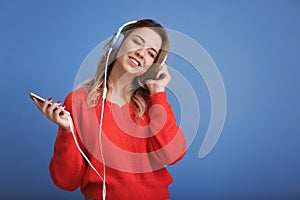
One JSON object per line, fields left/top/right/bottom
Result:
{"left": 1, "top": 0, "right": 299, "bottom": 199}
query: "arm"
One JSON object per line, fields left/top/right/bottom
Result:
{"left": 48, "top": 92, "right": 86, "bottom": 191}
{"left": 147, "top": 92, "right": 186, "bottom": 166}
{"left": 145, "top": 63, "right": 186, "bottom": 165}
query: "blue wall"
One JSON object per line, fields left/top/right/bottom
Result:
{"left": 1, "top": 0, "right": 299, "bottom": 199}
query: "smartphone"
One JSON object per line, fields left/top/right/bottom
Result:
{"left": 29, "top": 92, "right": 69, "bottom": 115}
{"left": 29, "top": 92, "right": 52, "bottom": 106}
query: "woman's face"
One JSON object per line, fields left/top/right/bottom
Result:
{"left": 115, "top": 27, "right": 162, "bottom": 76}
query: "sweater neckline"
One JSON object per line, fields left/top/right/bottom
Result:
{"left": 105, "top": 99, "right": 130, "bottom": 110}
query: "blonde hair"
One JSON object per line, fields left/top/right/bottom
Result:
{"left": 85, "top": 19, "right": 170, "bottom": 119}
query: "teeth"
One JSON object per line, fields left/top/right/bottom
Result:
{"left": 130, "top": 57, "right": 140, "bottom": 66}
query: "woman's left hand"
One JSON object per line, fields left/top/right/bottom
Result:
{"left": 145, "top": 63, "right": 171, "bottom": 94}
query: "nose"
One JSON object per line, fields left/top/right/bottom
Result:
{"left": 135, "top": 48, "right": 146, "bottom": 58}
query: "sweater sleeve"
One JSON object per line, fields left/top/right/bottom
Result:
{"left": 147, "top": 92, "right": 186, "bottom": 166}
{"left": 49, "top": 92, "right": 86, "bottom": 191}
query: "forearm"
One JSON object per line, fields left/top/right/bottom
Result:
{"left": 49, "top": 128, "right": 86, "bottom": 191}
{"left": 147, "top": 92, "right": 186, "bottom": 165}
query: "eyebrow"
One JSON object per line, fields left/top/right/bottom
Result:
{"left": 133, "top": 35, "right": 159, "bottom": 55}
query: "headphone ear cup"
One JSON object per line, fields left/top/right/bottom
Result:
{"left": 111, "top": 33, "right": 124, "bottom": 51}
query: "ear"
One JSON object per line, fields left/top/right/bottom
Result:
{"left": 110, "top": 33, "right": 125, "bottom": 51}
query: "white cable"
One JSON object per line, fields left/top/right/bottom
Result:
{"left": 98, "top": 47, "right": 112, "bottom": 200}
{"left": 65, "top": 47, "right": 112, "bottom": 200}
{"left": 67, "top": 115, "right": 103, "bottom": 181}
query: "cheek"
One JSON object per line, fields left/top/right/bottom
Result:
{"left": 116, "top": 46, "right": 127, "bottom": 59}
{"left": 141, "top": 61, "right": 152, "bottom": 73}
{"left": 118, "top": 40, "right": 138, "bottom": 56}
{"left": 144, "top": 56, "right": 156, "bottom": 66}
{"left": 117, "top": 42, "right": 131, "bottom": 58}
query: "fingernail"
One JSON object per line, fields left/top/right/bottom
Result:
{"left": 57, "top": 101, "right": 62, "bottom": 104}
{"left": 47, "top": 97, "right": 53, "bottom": 101}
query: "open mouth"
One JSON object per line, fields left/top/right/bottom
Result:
{"left": 129, "top": 56, "right": 141, "bottom": 67}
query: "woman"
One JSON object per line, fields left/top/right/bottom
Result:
{"left": 32, "top": 19, "right": 186, "bottom": 200}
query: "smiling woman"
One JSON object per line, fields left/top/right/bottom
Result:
{"left": 114, "top": 28, "right": 162, "bottom": 79}
{"left": 31, "top": 19, "right": 186, "bottom": 200}
{"left": 87, "top": 19, "right": 170, "bottom": 119}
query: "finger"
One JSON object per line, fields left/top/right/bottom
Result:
{"left": 50, "top": 105, "right": 69, "bottom": 129}
{"left": 145, "top": 78, "right": 167, "bottom": 86}
{"left": 54, "top": 105, "right": 65, "bottom": 117}
{"left": 32, "top": 97, "right": 43, "bottom": 109}
{"left": 145, "top": 79, "right": 156, "bottom": 85}
{"left": 161, "top": 62, "right": 167, "bottom": 68}
{"left": 156, "top": 72, "right": 164, "bottom": 80}
{"left": 50, "top": 101, "right": 62, "bottom": 111}
{"left": 156, "top": 68, "right": 168, "bottom": 79}
{"left": 46, "top": 101, "right": 61, "bottom": 116}
{"left": 42, "top": 97, "right": 53, "bottom": 112}
{"left": 161, "top": 64, "right": 168, "bottom": 71}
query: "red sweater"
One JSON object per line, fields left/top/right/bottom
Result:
{"left": 49, "top": 87, "right": 186, "bottom": 200}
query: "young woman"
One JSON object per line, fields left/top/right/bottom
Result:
{"left": 32, "top": 19, "right": 186, "bottom": 200}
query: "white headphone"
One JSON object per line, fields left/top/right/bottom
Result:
{"left": 104, "top": 20, "right": 167, "bottom": 100}
{"left": 103, "top": 20, "right": 138, "bottom": 101}
{"left": 106, "top": 20, "right": 167, "bottom": 63}
{"left": 106, "top": 20, "right": 138, "bottom": 55}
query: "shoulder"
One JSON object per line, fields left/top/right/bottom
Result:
{"left": 64, "top": 87, "right": 90, "bottom": 106}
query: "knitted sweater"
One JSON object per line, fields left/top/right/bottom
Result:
{"left": 49, "top": 87, "right": 186, "bottom": 200}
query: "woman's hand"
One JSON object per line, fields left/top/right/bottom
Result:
{"left": 32, "top": 97, "right": 71, "bottom": 132}
{"left": 145, "top": 63, "right": 171, "bottom": 94}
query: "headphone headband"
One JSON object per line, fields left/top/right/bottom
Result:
{"left": 116, "top": 20, "right": 138, "bottom": 35}
{"left": 108, "top": 20, "right": 138, "bottom": 53}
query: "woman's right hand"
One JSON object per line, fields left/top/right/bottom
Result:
{"left": 32, "top": 97, "right": 71, "bottom": 132}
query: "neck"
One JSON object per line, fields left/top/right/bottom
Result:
{"left": 107, "top": 64, "right": 135, "bottom": 103}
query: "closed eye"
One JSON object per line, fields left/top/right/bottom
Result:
{"left": 148, "top": 50, "right": 156, "bottom": 58}
{"left": 133, "top": 38, "right": 142, "bottom": 46}
{"left": 131, "top": 35, "right": 158, "bottom": 58}
{"left": 132, "top": 35, "right": 144, "bottom": 46}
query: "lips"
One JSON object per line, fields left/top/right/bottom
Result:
{"left": 129, "top": 56, "right": 141, "bottom": 67}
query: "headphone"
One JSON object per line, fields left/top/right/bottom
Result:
{"left": 103, "top": 20, "right": 138, "bottom": 100}
{"left": 106, "top": 20, "right": 167, "bottom": 63}
{"left": 106, "top": 20, "right": 138, "bottom": 55}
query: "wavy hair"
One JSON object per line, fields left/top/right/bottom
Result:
{"left": 85, "top": 19, "right": 170, "bottom": 119}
